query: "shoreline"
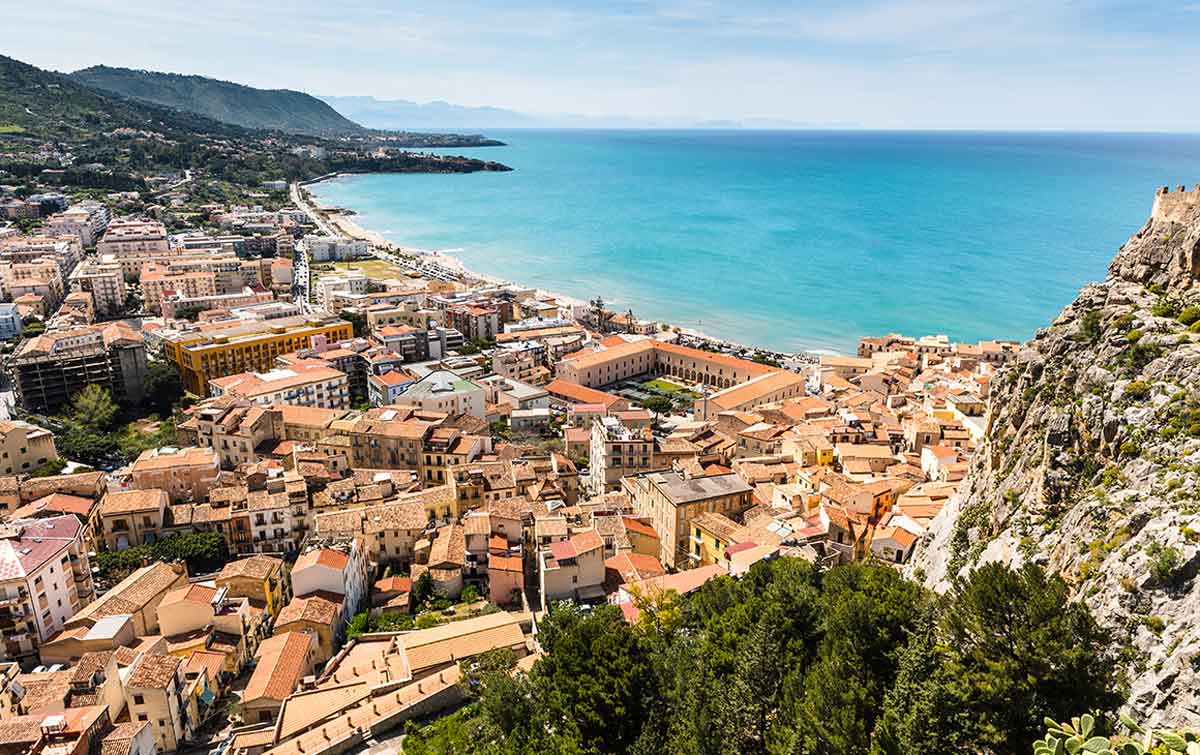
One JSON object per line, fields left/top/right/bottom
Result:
{"left": 302, "top": 174, "right": 826, "bottom": 361}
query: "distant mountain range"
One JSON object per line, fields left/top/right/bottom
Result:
{"left": 69, "top": 66, "right": 366, "bottom": 136}
{"left": 321, "top": 95, "right": 536, "bottom": 131}
{"left": 321, "top": 95, "right": 861, "bottom": 131}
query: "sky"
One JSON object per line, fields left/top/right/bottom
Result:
{"left": 7, "top": 0, "right": 1200, "bottom": 130}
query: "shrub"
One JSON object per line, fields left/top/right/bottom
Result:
{"left": 1126, "top": 329, "right": 1143, "bottom": 343}
{"left": 1113, "top": 313, "right": 1136, "bottom": 331}
{"left": 1078, "top": 310, "right": 1102, "bottom": 341}
{"left": 1123, "top": 380, "right": 1151, "bottom": 400}
{"left": 1143, "top": 615, "right": 1166, "bottom": 634}
{"left": 1152, "top": 296, "right": 1181, "bottom": 319}
{"left": 1149, "top": 543, "right": 1180, "bottom": 584}
{"left": 1177, "top": 305, "right": 1200, "bottom": 326}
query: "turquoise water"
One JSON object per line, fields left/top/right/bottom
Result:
{"left": 311, "top": 130, "right": 1200, "bottom": 353}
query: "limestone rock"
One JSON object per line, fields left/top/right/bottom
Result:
{"left": 908, "top": 191, "right": 1200, "bottom": 726}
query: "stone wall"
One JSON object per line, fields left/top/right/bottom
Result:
{"left": 1151, "top": 184, "right": 1200, "bottom": 223}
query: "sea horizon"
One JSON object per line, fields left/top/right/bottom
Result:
{"left": 311, "top": 129, "right": 1200, "bottom": 353}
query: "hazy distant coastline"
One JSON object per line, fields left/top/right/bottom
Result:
{"left": 320, "top": 94, "right": 861, "bottom": 132}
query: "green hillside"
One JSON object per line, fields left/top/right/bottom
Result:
{"left": 0, "top": 55, "right": 247, "bottom": 141}
{"left": 70, "top": 65, "right": 365, "bottom": 135}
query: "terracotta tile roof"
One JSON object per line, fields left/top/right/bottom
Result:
{"left": 275, "top": 682, "right": 373, "bottom": 741}
{"left": 245, "top": 631, "right": 315, "bottom": 703}
{"left": 70, "top": 562, "right": 185, "bottom": 625}
{"left": 621, "top": 563, "right": 728, "bottom": 599}
{"left": 217, "top": 554, "right": 282, "bottom": 582}
{"left": 374, "top": 576, "right": 412, "bottom": 593}
{"left": 544, "top": 379, "right": 625, "bottom": 407}
{"left": 184, "top": 649, "right": 226, "bottom": 682}
{"left": 99, "top": 722, "right": 150, "bottom": 755}
{"left": 294, "top": 548, "right": 349, "bottom": 573}
{"left": 277, "top": 592, "right": 342, "bottom": 628}
{"left": 132, "top": 446, "right": 218, "bottom": 472}
{"left": 161, "top": 583, "right": 217, "bottom": 607}
{"left": 14, "top": 671, "right": 71, "bottom": 712}
{"left": 621, "top": 516, "right": 658, "bottom": 540}
{"left": 99, "top": 488, "right": 167, "bottom": 516}
{"left": 127, "top": 653, "right": 181, "bottom": 689}
{"left": 604, "top": 553, "right": 665, "bottom": 585}
{"left": 11, "top": 493, "right": 96, "bottom": 519}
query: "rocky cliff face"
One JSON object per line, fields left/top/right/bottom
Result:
{"left": 909, "top": 190, "right": 1200, "bottom": 726}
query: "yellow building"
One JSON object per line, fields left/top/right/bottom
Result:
{"left": 161, "top": 314, "right": 354, "bottom": 395}
{"left": 624, "top": 471, "right": 754, "bottom": 569}
{"left": 216, "top": 555, "right": 290, "bottom": 619}
{"left": 689, "top": 511, "right": 751, "bottom": 566}
{"left": 0, "top": 419, "right": 59, "bottom": 475}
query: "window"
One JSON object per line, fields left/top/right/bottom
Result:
{"left": 133, "top": 694, "right": 144, "bottom": 705}
{"left": 136, "top": 713, "right": 147, "bottom": 722}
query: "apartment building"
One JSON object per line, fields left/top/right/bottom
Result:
{"left": 160, "top": 287, "right": 273, "bottom": 319}
{"left": 0, "top": 419, "right": 58, "bottom": 476}
{"left": 95, "top": 219, "right": 170, "bottom": 277}
{"left": 589, "top": 416, "right": 656, "bottom": 493}
{"left": 392, "top": 370, "right": 486, "bottom": 418}
{"left": 124, "top": 653, "right": 198, "bottom": 754}
{"left": 314, "top": 270, "right": 368, "bottom": 310}
{"left": 624, "top": 471, "right": 754, "bottom": 569}
{"left": 446, "top": 304, "right": 500, "bottom": 342}
{"left": 68, "top": 255, "right": 127, "bottom": 317}
{"left": 538, "top": 529, "right": 605, "bottom": 605}
{"left": 0, "top": 515, "right": 94, "bottom": 662}
{"left": 5, "top": 257, "right": 66, "bottom": 309}
{"left": 64, "top": 562, "right": 188, "bottom": 638}
{"left": 130, "top": 447, "right": 221, "bottom": 503}
{"left": 160, "top": 312, "right": 354, "bottom": 395}
{"left": 140, "top": 265, "right": 217, "bottom": 313}
{"left": 11, "top": 323, "right": 147, "bottom": 412}
{"left": 96, "top": 489, "right": 169, "bottom": 550}
{"left": 209, "top": 362, "right": 350, "bottom": 409}
{"left": 215, "top": 555, "right": 290, "bottom": 620}
{"left": 367, "top": 367, "right": 416, "bottom": 406}
{"left": 156, "top": 584, "right": 256, "bottom": 673}
{"left": 46, "top": 202, "right": 111, "bottom": 247}
{"left": 57, "top": 291, "right": 94, "bottom": 324}
{"left": 0, "top": 303, "right": 19, "bottom": 340}
{"left": 304, "top": 235, "right": 368, "bottom": 262}
{"left": 0, "top": 234, "right": 84, "bottom": 277}
{"left": 291, "top": 539, "right": 369, "bottom": 626}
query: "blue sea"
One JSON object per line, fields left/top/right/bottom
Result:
{"left": 310, "top": 130, "right": 1200, "bottom": 354}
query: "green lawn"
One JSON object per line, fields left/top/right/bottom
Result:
{"left": 642, "top": 378, "right": 686, "bottom": 393}
{"left": 0, "top": 124, "right": 26, "bottom": 134}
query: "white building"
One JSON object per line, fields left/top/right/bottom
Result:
{"left": 291, "top": 539, "right": 369, "bottom": 624}
{"left": 391, "top": 370, "right": 486, "bottom": 418}
{"left": 46, "top": 201, "right": 111, "bottom": 247}
{"left": 305, "top": 236, "right": 368, "bottom": 262}
{"left": 0, "top": 303, "right": 21, "bottom": 339}
{"left": 315, "top": 270, "right": 369, "bottom": 309}
{"left": 208, "top": 362, "right": 351, "bottom": 409}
